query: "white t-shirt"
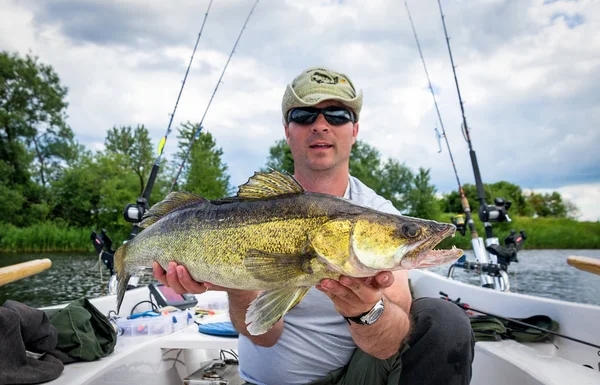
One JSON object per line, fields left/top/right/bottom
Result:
{"left": 238, "top": 175, "right": 400, "bottom": 385}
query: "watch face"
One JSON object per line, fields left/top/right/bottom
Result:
{"left": 366, "top": 306, "right": 385, "bottom": 324}
{"left": 361, "top": 300, "right": 385, "bottom": 325}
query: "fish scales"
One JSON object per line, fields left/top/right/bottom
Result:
{"left": 122, "top": 193, "right": 352, "bottom": 288}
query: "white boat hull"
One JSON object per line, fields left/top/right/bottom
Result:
{"left": 43, "top": 270, "right": 600, "bottom": 385}
{"left": 410, "top": 269, "right": 600, "bottom": 385}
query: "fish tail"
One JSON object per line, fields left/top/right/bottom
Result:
{"left": 114, "top": 242, "right": 131, "bottom": 315}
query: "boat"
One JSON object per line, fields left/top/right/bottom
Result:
{"left": 23, "top": 265, "right": 596, "bottom": 385}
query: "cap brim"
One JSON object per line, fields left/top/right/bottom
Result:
{"left": 282, "top": 84, "right": 363, "bottom": 123}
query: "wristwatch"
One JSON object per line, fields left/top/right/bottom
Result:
{"left": 344, "top": 298, "right": 385, "bottom": 325}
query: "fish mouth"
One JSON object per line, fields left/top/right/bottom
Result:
{"left": 402, "top": 224, "right": 463, "bottom": 268}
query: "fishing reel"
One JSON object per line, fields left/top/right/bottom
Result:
{"left": 479, "top": 197, "right": 512, "bottom": 223}
{"left": 451, "top": 214, "right": 467, "bottom": 236}
{"left": 123, "top": 197, "right": 149, "bottom": 223}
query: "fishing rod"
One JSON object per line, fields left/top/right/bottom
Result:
{"left": 91, "top": 1, "right": 214, "bottom": 276}
{"left": 436, "top": 0, "right": 525, "bottom": 289}
{"left": 440, "top": 292, "right": 600, "bottom": 350}
{"left": 404, "top": 0, "right": 474, "bottom": 240}
{"left": 437, "top": 0, "right": 513, "bottom": 231}
{"left": 123, "top": 0, "right": 215, "bottom": 240}
{"left": 170, "top": 0, "right": 260, "bottom": 192}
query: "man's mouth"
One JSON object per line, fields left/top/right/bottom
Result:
{"left": 309, "top": 143, "right": 333, "bottom": 149}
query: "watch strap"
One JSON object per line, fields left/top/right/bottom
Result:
{"left": 344, "top": 298, "right": 384, "bottom": 325}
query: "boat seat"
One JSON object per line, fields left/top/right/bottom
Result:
{"left": 472, "top": 340, "right": 600, "bottom": 385}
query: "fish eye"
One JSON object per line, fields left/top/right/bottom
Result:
{"left": 402, "top": 223, "right": 421, "bottom": 238}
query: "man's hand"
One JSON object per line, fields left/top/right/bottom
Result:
{"left": 316, "top": 271, "right": 394, "bottom": 317}
{"left": 152, "top": 262, "right": 227, "bottom": 294}
{"left": 152, "top": 261, "right": 284, "bottom": 347}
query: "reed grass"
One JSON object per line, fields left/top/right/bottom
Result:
{"left": 0, "top": 222, "right": 129, "bottom": 253}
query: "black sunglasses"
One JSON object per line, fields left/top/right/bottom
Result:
{"left": 288, "top": 106, "right": 355, "bottom": 126}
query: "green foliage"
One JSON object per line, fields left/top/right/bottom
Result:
{"left": 0, "top": 51, "right": 77, "bottom": 187}
{"left": 0, "top": 222, "right": 93, "bottom": 252}
{"left": 262, "top": 138, "right": 294, "bottom": 174}
{"left": 405, "top": 168, "right": 441, "bottom": 219}
{"left": 527, "top": 191, "right": 572, "bottom": 218}
{"left": 49, "top": 152, "right": 99, "bottom": 227}
{"left": 172, "top": 122, "right": 231, "bottom": 199}
{"left": 348, "top": 140, "right": 386, "bottom": 193}
{"left": 0, "top": 183, "right": 26, "bottom": 224}
{"left": 0, "top": 51, "right": 79, "bottom": 226}
{"left": 104, "top": 125, "right": 154, "bottom": 195}
{"left": 439, "top": 181, "right": 580, "bottom": 221}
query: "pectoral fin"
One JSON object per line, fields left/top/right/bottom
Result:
{"left": 244, "top": 249, "right": 315, "bottom": 281}
{"left": 245, "top": 287, "right": 310, "bottom": 335}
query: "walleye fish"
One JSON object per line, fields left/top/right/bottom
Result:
{"left": 115, "top": 170, "right": 462, "bottom": 335}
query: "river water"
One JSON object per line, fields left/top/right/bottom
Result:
{"left": 1, "top": 249, "right": 599, "bottom": 308}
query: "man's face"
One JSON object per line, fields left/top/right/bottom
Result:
{"left": 284, "top": 100, "right": 359, "bottom": 174}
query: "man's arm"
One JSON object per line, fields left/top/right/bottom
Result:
{"left": 317, "top": 270, "right": 412, "bottom": 359}
{"left": 153, "top": 262, "right": 284, "bottom": 347}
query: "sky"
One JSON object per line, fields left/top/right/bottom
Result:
{"left": 1, "top": 0, "right": 598, "bottom": 221}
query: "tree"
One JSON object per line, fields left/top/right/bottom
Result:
{"left": 441, "top": 181, "right": 534, "bottom": 217}
{"left": 0, "top": 51, "right": 76, "bottom": 188}
{"left": 527, "top": 191, "right": 568, "bottom": 218}
{"left": 50, "top": 151, "right": 100, "bottom": 227}
{"left": 105, "top": 125, "right": 154, "bottom": 195}
{"left": 406, "top": 167, "right": 441, "bottom": 219}
{"left": 0, "top": 51, "right": 79, "bottom": 226}
{"left": 564, "top": 199, "right": 580, "bottom": 220}
{"left": 262, "top": 138, "right": 294, "bottom": 174}
{"left": 172, "top": 122, "right": 230, "bottom": 199}
{"left": 375, "top": 158, "right": 413, "bottom": 212}
{"left": 348, "top": 140, "right": 385, "bottom": 193}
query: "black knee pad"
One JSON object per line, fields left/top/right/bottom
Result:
{"left": 408, "top": 297, "right": 474, "bottom": 353}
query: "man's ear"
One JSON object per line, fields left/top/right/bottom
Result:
{"left": 352, "top": 122, "right": 360, "bottom": 144}
{"left": 284, "top": 124, "right": 290, "bottom": 144}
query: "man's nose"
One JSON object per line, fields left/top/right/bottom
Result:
{"left": 311, "top": 113, "right": 330, "bottom": 132}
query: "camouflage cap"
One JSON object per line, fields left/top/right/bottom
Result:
{"left": 282, "top": 66, "right": 363, "bottom": 124}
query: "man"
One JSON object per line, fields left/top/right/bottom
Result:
{"left": 153, "top": 66, "right": 475, "bottom": 385}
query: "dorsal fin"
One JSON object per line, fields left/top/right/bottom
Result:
{"left": 235, "top": 170, "right": 304, "bottom": 199}
{"left": 139, "top": 191, "right": 208, "bottom": 229}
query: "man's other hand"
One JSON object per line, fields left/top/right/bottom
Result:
{"left": 152, "top": 261, "right": 224, "bottom": 294}
{"left": 316, "top": 271, "right": 394, "bottom": 317}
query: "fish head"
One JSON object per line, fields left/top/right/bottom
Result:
{"left": 350, "top": 214, "right": 463, "bottom": 272}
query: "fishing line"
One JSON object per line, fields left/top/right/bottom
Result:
{"left": 404, "top": 0, "right": 462, "bottom": 193}
{"left": 155, "top": 0, "right": 215, "bottom": 163}
{"left": 170, "top": 0, "right": 260, "bottom": 192}
{"left": 441, "top": 292, "right": 600, "bottom": 350}
{"left": 404, "top": 0, "right": 477, "bottom": 238}
{"left": 143, "top": 0, "right": 214, "bottom": 199}
{"left": 125, "top": 0, "right": 214, "bottom": 239}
